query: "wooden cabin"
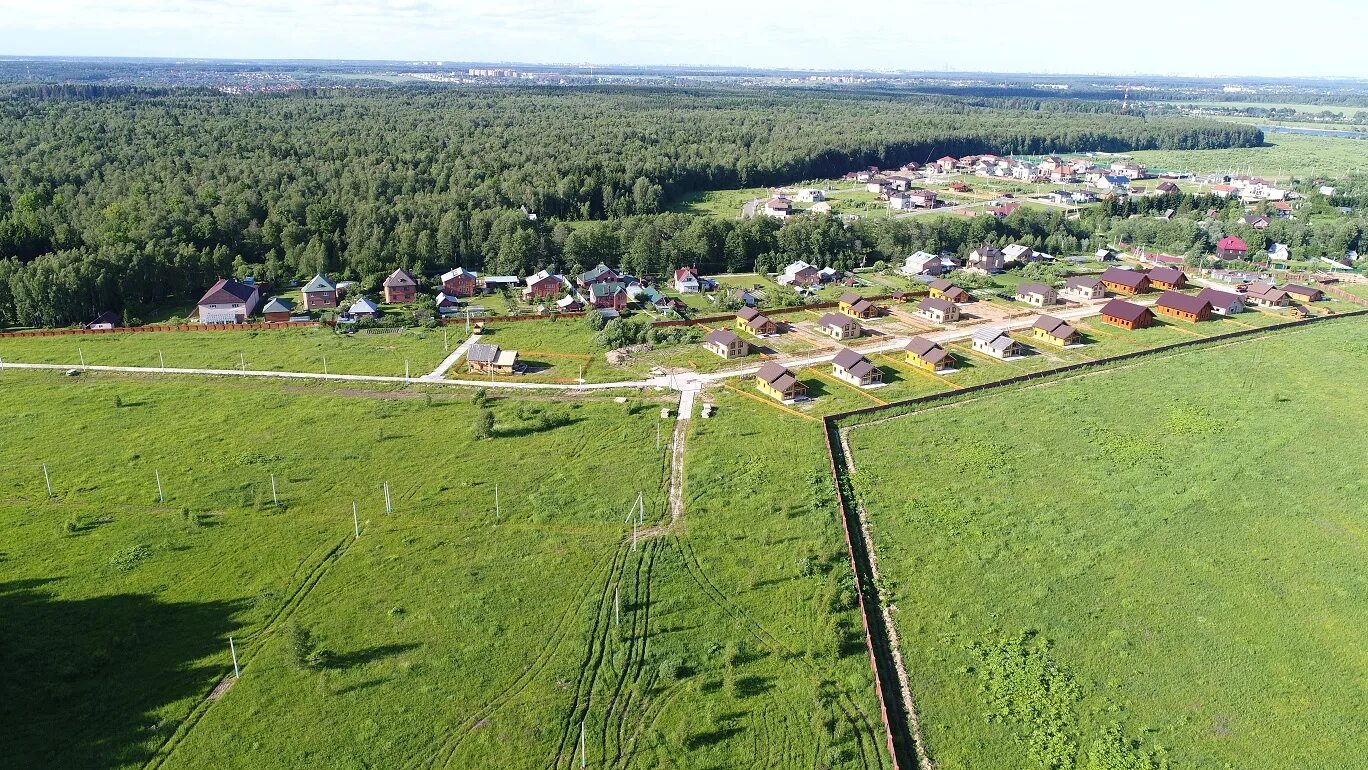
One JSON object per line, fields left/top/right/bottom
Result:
{"left": 904, "top": 337, "right": 953, "bottom": 371}
{"left": 755, "top": 362, "right": 807, "bottom": 402}
{"left": 1099, "top": 267, "right": 1151, "bottom": 295}
{"left": 1100, "top": 298, "right": 1154, "bottom": 330}
{"left": 466, "top": 343, "right": 520, "bottom": 375}
{"left": 1147, "top": 266, "right": 1188, "bottom": 291}
{"left": 1154, "top": 291, "right": 1213, "bottom": 322}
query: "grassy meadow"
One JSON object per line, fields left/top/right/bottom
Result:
{"left": 844, "top": 317, "right": 1368, "bottom": 769}
{"left": 0, "top": 370, "right": 889, "bottom": 770}
{"left": 1128, "top": 131, "right": 1368, "bottom": 180}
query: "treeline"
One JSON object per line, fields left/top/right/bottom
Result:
{"left": 0, "top": 86, "right": 1263, "bottom": 325}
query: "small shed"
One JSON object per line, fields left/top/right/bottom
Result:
{"left": 261, "top": 297, "right": 294, "bottom": 323}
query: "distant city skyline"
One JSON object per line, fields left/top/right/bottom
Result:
{"left": 2, "top": 0, "right": 1365, "bottom": 80}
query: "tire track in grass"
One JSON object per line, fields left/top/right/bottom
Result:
{"left": 672, "top": 536, "right": 886, "bottom": 770}
{"left": 546, "top": 544, "right": 629, "bottom": 770}
{"left": 143, "top": 534, "right": 355, "bottom": 770}
{"left": 420, "top": 546, "right": 620, "bottom": 770}
{"left": 604, "top": 540, "right": 657, "bottom": 768}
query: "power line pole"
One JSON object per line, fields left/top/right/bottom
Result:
{"left": 230, "top": 636, "right": 240, "bottom": 678}
{"left": 323, "top": 355, "right": 328, "bottom": 375}
{"left": 494, "top": 484, "right": 500, "bottom": 521}
{"left": 384, "top": 482, "right": 392, "bottom": 514}
{"left": 271, "top": 474, "right": 279, "bottom": 506}
{"left": 155, "top": 469, "right": 164, "bottom": 503}
{"left": 42, "top": 463, "right": 53, "bottom": 497}
{"left": 352, "top": 501, "right": 360, "bottom": 538}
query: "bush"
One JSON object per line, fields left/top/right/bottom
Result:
{"left": 471, "top": 408, "right": 495, "bottom": 440}
{"left": 471, "top": 388, "right": 489, "bottom": 408}
{"left": 658, "top": 656, "right": 686, "bottom": 681}
{"left": 286, "top": 622, "right": 313, "bottom": 670}
{"left": 109, "top": 544, "right": 152, "bottom": 571}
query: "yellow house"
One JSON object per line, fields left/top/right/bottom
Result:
{"left": 1031, "top": 315, "right": 1080, "bottom": 346}
{"left": 755, "top": 362, "right": 807, "bottom": 402}
{"left": 736, "top": 307, "right": 777, "bottom": 335}
{"left": 838, "top": 291, "right": 879, "bottom": 319}
{"left": 903, "top": 336, "right": 953, "bottom": 371}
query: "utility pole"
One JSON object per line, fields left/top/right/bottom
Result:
{"left": 159, "top": 351, "right": 166, "bottom": 372}
{"left": 405, "top": 359, "right": 410, "bottom": 381}
{"left": 155, "top": 469, "right": 165, "bottom": 503}
{"left": 42, "top": 463, "right": 53, "bottom": 497}
{"left": 240, "top": 352, "right": 246, "bottom": 371}
{"left": 615, "top": 585, "right": 620, "bottom": 626}
{"left": 494, "top": 484, "right": 500, "bottom": 521}
{"left": 271, "top": 474, "right": 279, "bottom": 506}
{"left": 230, "top": 636, "right": 240, "bottom": 678}
{"left": 384, "top": 482, "right": 392, "bottom": 514}
{"left": 352, "top": 501, "right": 360, "bottom": 538}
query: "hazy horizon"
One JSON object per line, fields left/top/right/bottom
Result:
{"left": 2, "top": 0, "right": 1365, "bottom": 80}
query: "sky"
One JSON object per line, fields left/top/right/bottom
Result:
{"left": 1, "top": 0, "right": 1364, "bottom": 79}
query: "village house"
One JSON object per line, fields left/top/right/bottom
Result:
{"left": 1095, "top": 248, "right": 1117, "bottom": 261}
{"left": 736, "top": 307, "right": 778, "bottom": 336}
{"left": 778, "top": 260, "right": 822, "bottom": 287}
{"left": 1210, "top": 184, "right": 1237, "bottom": 199}
{"left": 673, "top": 267, "right": 702, "bottom": 293}
{"left": 794, "top": 189, "right": 825, "bottom": 203}
{"left": 482, "top": 276, "right": 519, "bottom": 294}
{"left": 1095, "top": 175, "right": 1132, "bottom": 192}
{"left": 383, "top": 268, "right": 419, "bottom": 304}
{"left": 466, "top": 343, "right": 520, "bottom": 375}
{"left": 1272, "top": 200, "right": 1293, "bottom": 217}
{"left": 1061, "top": 275, "right": 1106, "bottom": 301}
{"left": 85, "top": 310, "right": 121, "bottom": 330}
{"left": 970, "top": 327, "right": 1022, "bottom": 359}
{"left": 577, "top": 263, "right": 620, "bottom": 290}
{"left": 935, "top": 156, "right": 958, "bottom": 173}
{"left": 703, "top": 328, "right": 749, "bottom": 359}
{"left": 434, "top": 292, "right": 462, "bottom": 314}
{"left": 1216, "top": 235, "right": 1249, "bottom": 261}
{"left": 1099, "top": 298, "right": 1154, "bottom": 330}
{"left": 1155, "top": 290, "right": 1213, "bottom": 322}
{"left": 902, "top": 252, "right": 955, "bottom": 277}
{"left": 555, "top": 294, "right": 584, "bottom": 312}
{"left": 839, "top": 292, "right": 879, "bottom": 319}
{"left": 915, "top": 296, "right": 960, "bottom": 324}
{"left": 1147, "top": 266, "right": 1187, "bottom": 291}
{"left": 928, "top": 278, "right": 970, "bottom": 303}
{"left": 1002, "top": 244, "right": 1038, "bottom": 264}
{"left": 1015, "top": 282, "right": 1058, "bottom": 307}
{"left": 906, "top": 188, "right": 938, "bottom": 208}
{"left": 755, "top": 362, "right": 807, "bottom": 402}
{"left": 1267, "top": 243, "right": 1292, "bottom": 263}
{"left": 1196, "top": 287, "right": 1245, "bottom": 315}
{"left": 763, "top": 197, "right": 793, "bottom": 219}
{"left": 347, "top": 296, "right": 380, "bottom": 320}
{"left": 1245, "top": 282, "right": 1291, "bottom": 307}
{"left": 965, "top": 243, "right": 1005, "bottom": 274}
{"left": 1283, "top": 284, "right": 1324, "bottom": 302}
{"left": 589, "top": 281, "right": 628, "bottom": 310}
{"left": 1155, "top": 181, "right": 1180, "bottom": 195}
{"left": 831, "top": 347, "right": 883, "bottom": 387}
{"left": 1032, "top": 315, "right": 1080, "bottom": 346}
{"left": 1241, "top": 214, "right": 1271, "bottom": 230}
{"left": 904, "top": 336, "right": 953, "bottom": 372}
{"left": 817, "top": 312, "right": 861, "bottom": 340}
{"left": 888, "top": 194, "right": 916, "bottom": 211}
{"left": 261, "top": 297, "right": 293, "bottom": 323}
{"left": 301, "top": 273, "right": 338, "bottom": 310}
{"left": 197, "top": 278, "right": 260, "bottom": 324}
{"left": 523, "top": 269, "right": 563, "bottom": 299}
{"left": 441, "top": 267, "right": 479, "bottom": 297}
{"left": 1099, "top": 266, "right": 1151, "bottom": 295}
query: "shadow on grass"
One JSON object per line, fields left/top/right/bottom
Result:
{"left": 329, "top": 642, "right": 421, "bottom": 669}
{"left": 0, "top": 578, "right": 246, "bottom": 770}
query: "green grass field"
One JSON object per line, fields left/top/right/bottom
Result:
{"left": 0, "top": 327, "right": 453, "bottom": 377}
{"left": 1129, "top": 132, "right": 1368, "bottom": 180}
{"left": 0, "top": 370, "right": 889, "bottom": 770}
{"left": 844, "top": 317, "right": 1368, "bottom": 770}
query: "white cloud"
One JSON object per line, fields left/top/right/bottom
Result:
{"left": 0, "top": 0, "right": 1363, "bottom": 78}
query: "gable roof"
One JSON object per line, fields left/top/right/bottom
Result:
{"left": 1147, "top": 266, "right": 1186, "bottom": 284}
{"left": 1283, "top": 283, "right": 1321, "bottom": 298}
{"left": 904, "top": 336, "right": 949, "bottom": 364}
{"left": 198, "top": 278, "right": 256, "bottom": 306}
{"left": 1101, "top": 298, "right": 1152, "bottom": 322}
{"left": 1032, "top": 314, "right": 1075, "bottom": 339}
{"left": 525, "top": 269, "right": 557, "bottom": 286}
{"left": 302, "top": 273, "right": 336, "bottom": 293}
{"left": 384, "top": 268, "right": 418, "bottom": 288}
{"left": 441, "top": 267, "right": 477, "bottom": 282}
{"left": 579, "top": 263, "right": 617, "bottom": 282}
{"left": 674, "top": 266, "right": 700, "bottom": 281}
{"left": 1017, "top": 282, "right": 1054, "bottom": 297}
{"left": 928, "top": 278, "right": 955, "bottom": 291}
{"left": 1217, "top": 235, "right": 1248, "bottom": 251}
{"left": 466, "top": 343, "right": 500, "bottom": 364}
{"left": 1065, "top": 275, "right": 1103, "bottom": 290}
{"left": 757, "top": 362, "right": 799, "bottom": 391}
{"left": 1156, "top": 290, "right": 1212, "bottom": 315}
{"left": 831, "top": 347, "right": 875, "bottom": 377}
{"left": 87, "top": 310, "right": 121, "bottom": 327}
{"left": 737, "top": 306, "right": 763, "bottom": 322}
{"left": 1100, "top": 266, "right": 1148, "bottom": 289}
{"left": 917, "top": 297, "right": 955, "bottom": 313}
{"left": 261, "top": 296, "right": 293, "bottom": 314}
{"left": 704, "top": 328, "right": 741, "bottom": 346}
{"left": 1246, "top": 282, "right": 1287, "bottom": 301}
{"left": 971, "top": 326, "right": 1008, "bottom": 344}
{"left": 818, "top": 312, "right": 854, "bottom": 329}
{"left": 348, "top": 297, "right": 379, "bottom": 314}
{"left": 1196, "top": 288, "right": 1242, "bottom": 308}
{"left": 589, "top": 281, "right": 626, "bottom": 298}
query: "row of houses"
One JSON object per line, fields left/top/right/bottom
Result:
{"left": 899, "top": 243, "right": 1049, "bottom": 279}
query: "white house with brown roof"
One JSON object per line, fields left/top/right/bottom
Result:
{"left": 1015, "top": 282, "right": 1058, "bottom": 307}
{"left": 197, "top": 278, "right": 259, "bottom": 324}
{"left": 703, "top": 329, "right": 749, "bottom": 360}
{"left": 915, "top": 296, "right": 960, "bottom": 324}
{"left": 831, "top": 347, "right": 883, "bottom": 387}
{"left": 817, "top": 312, "right": 861, "bottom": 340}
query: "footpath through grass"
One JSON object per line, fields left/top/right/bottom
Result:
{"left": 844, "top": 317, "right": 1368, "bottom": 770}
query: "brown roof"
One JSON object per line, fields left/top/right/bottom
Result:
{"left": 757, "top": 362, "right": 798, "bottom": 391}
{"left": 1246, "top": 283, "right": 1288, "bottom": 301}
{"left": 1147, "top": 266, "right": 1186, "bottom": 285}
{"left": 384, "top": 268, "right": 418, "bottom": 287}
{"left": 1196, "top": 287, "right": 1242, "bottom": 308}
{"left": 832, "top": 347, "right": 876, "bottom": 378}
{"left": 818, "top": 312, "right": 854, "bottom": 329}
{"left": 928, "top": 278, "right": 954, "bottom": 291}
{"left": 904, "top": 336, "right": 948, "bottom": 364}
{"left": 704, "top": 328, "right": 740, "bottom": 346}
{"left": 1032, "top": 314, "right": 1075, "bottom": 338}
{"left": 1017, "top": 282, "right": 1054, "bottom": 297}
{"left": 1100, "top": 267, "right": 1148, "bottom": 289}
{"left": 1065, "top": 275, "right": 1103, "bottom": 290}
{"left": 1101, "top": 298, "right": 1153, "bottom": 323}
{"left": 839, "top": 291, "right": 863, "bottom": 305}
{"left": 1283, "top": 283, "right": 1322, "bottom": 298}
{"left": 1156, "top": 290, "right": 1212, "bottom": 316}
{"left": 198, "top": 278, "right": 256, "bottom": 305}
{"left": 737, "top": 306, "right": 762, "bottom": 322}
{"left": 917, "top": 297, "right": 955, "bottom": 313}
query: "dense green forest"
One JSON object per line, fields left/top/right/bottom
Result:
{"left": 0, "top": 85, "right": 1268, "bottom": 325}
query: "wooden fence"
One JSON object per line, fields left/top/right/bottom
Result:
{"left": 0, "top": 321, "right": 320, "bottom": 339}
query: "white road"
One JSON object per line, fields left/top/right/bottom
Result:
{"left": 422, "top": 333, "right": 480, "bottom": 380}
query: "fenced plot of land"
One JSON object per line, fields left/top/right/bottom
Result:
{"left": 843, "top": 317, "right": 1368, "bottom": 769}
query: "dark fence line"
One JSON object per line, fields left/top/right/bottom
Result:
{"left": 818, "top": 307, "right": 1367, "bottom": 769}
{"left": 439, "top": 311, "right": 588, "bottom": 325}
{"left": 650, "top": 291, "right": 926, "bottom": 329}
{"left": 0, "top": 321, "right": 320, "bottom": 338}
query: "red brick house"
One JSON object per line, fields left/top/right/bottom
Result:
{"left": 523, "top": 269, "right": 562, "bottom": 299}
{"left": 383, "top": 268, "right": 419, "bottom": 304}
{"left": 441, "top": 267, "right": 479, "bottom": 297}
{"left": 1216, "top": 235, "right": 1248, "bottom": 261}
{"left": 301, "top": 273, "right": 338, "bottom": 310}
{"left": 588, "top": 281, "right": 627, "bottom": 310}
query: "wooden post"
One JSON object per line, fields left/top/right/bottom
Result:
{"left": 155, "top": 469, "right": 164, "bottom": 503}
{"left": 230, "top": 636, "right": 240, "bottom": 678}
{"left": 271, "top": 474, "right": 279, "bottom": 506}
{"left": 353, "top": 501, "right": 360, "bottom": 538}
{"left": 42, "top": 463, "right": 53, "bottom": 497}
{"left": 159, "top": 351, "right": 166, "bottom": 372}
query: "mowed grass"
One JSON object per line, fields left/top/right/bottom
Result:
{"left": 0, "top": 370, "right": 889, "bottom": 770}
{"left": 0, "top": 327, "right": 453, "bottom": 377}
{"left": 844, "top": 317, "right": 1368, "bottom": 770}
